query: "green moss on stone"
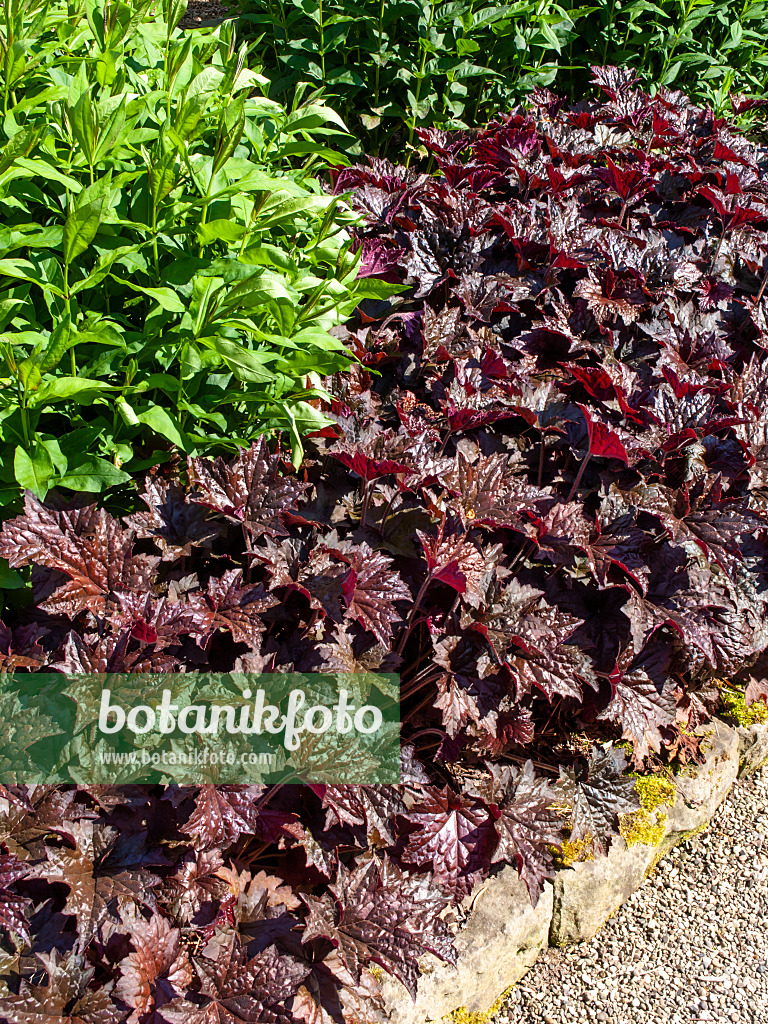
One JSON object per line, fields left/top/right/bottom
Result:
{"left": 619, "top": 808, "right": 667, "bottom": 848}
{"left": 443, "top": 987, "right": 514, "bottom": 1024}
{"left": 632, "top": 773, "right": 676, "bottom": 812}
{"left": 720, "top": 686, "right": 768, "bottom": 727}
{"left": 553, "top": 832, "right": 596, "bottom": 867}
{"left": 614, "top": 772, "right": 676, "bottom": 848}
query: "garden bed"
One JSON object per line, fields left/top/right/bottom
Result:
{"left": 380, "top": 718, "right": 768, "bottom": 1024}
{"left": 1, "top": 5, "right": 768, "bottom": 1023}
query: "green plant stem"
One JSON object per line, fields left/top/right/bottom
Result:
{"left": 373, "top": 0, "right": 385, "bottom": 117}
{"left": 405, "top": 0, "right": 437, "bottom": 165}
{"left": 600, "top": 0, "right": 617, "bottom": 66}
{"left": 16, "top": 377, "right": 29, "bottom": 447}
{"left": 660, "top": 0, "right": 696, "bottom": 83}
{"left": 151, "top": 193, "right": 161, "bottom": 283}
{"left": 62, "top": 262, "right": 76, "bottom": 376}
{"left": 318, "top": 0, "right": 326, "bottom": 83}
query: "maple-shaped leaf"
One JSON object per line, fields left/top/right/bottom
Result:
{"left": 531, "top": 501, "right": 593, "bottom": 568}
{"left": 664, "top": 722, "right": 705, "bottom": 767}
{"left": 417, "top": 525, "right": 490, "bottom": 601}
{"left": 401, "top": 786, "right": 493, "bottom": 900}
{"left": 204, "top": 570, "right": 278, "bottom": 648}
{"left": 0, "top": 494, "right": 155, "bottom": 618}
{"left": 574, "top": 270, "right": 647, "bottom": 325}
{"left": 160, "top": 848, "right": 226, "bottom": 925}
{"left": 313, "top": 622, "right": 396, "bottom": 676}
{"left": 316, "top": 785, "right": 405, "bottom": 846}
{"left": 302, "top": 857, "right": 456, "bottom": 997}
{"left": 432, "top": 631, "right": 509, "bottom": 735}
{"left": 188, "top": 439, "right": 309, "bottom": 538}
{"left": 109, "top": 591, "right": 212, "bottom": 649}
{"left": 322, "top": 539, "right": 411, "bottom": 643}
{"left": 115, "top": 905, "right": 193, "bottom": 1024}
{"left": 638, "top": 485, "right": 764, "bottom": 575}
{"left": 254, "top": 537, "right": 351, "bottom": 622}
{"left": 214, "top": 867, "right": 302, "bottom": 948}
{"left": 0, "top": 852, "right": 30, "bottom": 947}
{"left": 592, "top": 155, "right": 652, "bottom": 205}
{"left": 472, "top": 581, "right": 588, "bottom": 701}
{"left": 584, "top": 504, "right": 652, "bottom": 593}
{"left": 421, "top": 305, "right": 467, "bottom": 362}
{"left": 590, "top": 64, "right": 640, "bottom": 100}
{"left": 556, "top": 746, "right": 640, "bottom": 856}
{"left": 433, "top": 673, "right": 475, "bottom": 738}
{"left": 182, "top": 786, "right": 266, "bottom": 850}
{"left": 402, "top": 222, "right": 488, "bottom": 299}
{"left": 0, "top": 685, "right": 66, "bottom": 782}
{"left": 473, "top": 580, "right": 563, "bottom": 660}
{"left": 698, "top": 185, "right": 764, "bottom": 231}
{"left": 597, "top": 642, "right": 678, "bottom": 763}
{"left": 329, "top": 427, "right": 414, "bottom": 482}
{"left": 729, "top": 92, "right": 768, "bottom": 114}
{"left": 43, "top": 821, "right": 158, "bottom": 949}
{"left": 468, "top": 761, "right": 562, "bottom": 905}
{"left": 509, "top": 643, "right": 597, "bottom": 704}
{"left": 356, "top": 238, "right": 406, "bottom": 279}
{"left": 0, "top": 787, "right": 89, "bottom": 864}
{"left": 166, "top": 935, "right": 309, "bottom": 1024}
{"left": 0, "top": 621, "right": 44, "bottom": 671}
{"left": 0, "top": 950, "right": 122, "bottom": 1024}
{"left": 679, "top": 501, "right": 764, "bottom": 574}
{"left": 441, "top": 376, "right": 521, "bottom": 432}
{"left": 475, "top": 703, "right": 535, "bottom": 756}
{"left": 625, "top": 563, "right": 722, "bottom": 668}
{"left": 442, "top": 452, "right": 550, "bottom": 527}
{"left": 125, "top": 477, "right": 222, "bottom": 560}
{"left": 291, "top": 950, "right": 385, "bottom": 1024}
{"left": 51, "top": 629, "right": 178, "bottom": 674}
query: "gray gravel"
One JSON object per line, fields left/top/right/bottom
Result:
{"left": 493, "top": 765, "right": 768, "bottom": 1024}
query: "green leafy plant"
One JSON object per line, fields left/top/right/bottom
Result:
{"left": 240, "top": 0, "right": 590, "bottom": 155}
{"left": 238, "top": 0, "right": 768, "bottom": 158}
{"left": 0, "top": 0, "right": 381, "bottom": 508}
{"left": 567, "top": 0, "right": 768, "bottom": 108}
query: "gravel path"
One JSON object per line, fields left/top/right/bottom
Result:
{"left": 494, "top": 765, "right": 768, "bottom": 1024}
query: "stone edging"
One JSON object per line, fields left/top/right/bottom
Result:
{"left": 381, "top": 718, "right": 768, "bottom": 1024}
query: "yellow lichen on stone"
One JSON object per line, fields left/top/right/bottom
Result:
{"left": 553, "top": 832, "right": 595, "bottom": 867}
{"left": 720, "top": 685, "right": 768, "bottom": 727}
{"left": 619, "top": 808, "right": 667, "bottom": 848}
{"left": 369, "top": 965, "right": 384, "bottom": 983}
{"left": 618, "top": 773, "right": 676, "bottom": 849}
{"left": 631, "top": 773, "right": 676, "bottom": 813}
{"left": 443, "top": 986, "right": 514, "bottom": 1024}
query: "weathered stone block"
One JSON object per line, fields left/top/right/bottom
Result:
{"left": 736, "top": 722, "right": 768, "bottom": 778}
{"left": 381, "top": 869, "right": 553, "bottom": 1024}
{"left": 383, "top": 718, "right": 744, "bottom": 1021}
{"left": 548, "top": 838, "right": 657, "bottom": 947}
{"left": 663, "top": 720, "right": 740, "bottom": 841}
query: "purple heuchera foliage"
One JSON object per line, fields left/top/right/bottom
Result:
{"left": 1, "top": 68, "right": 768, "bottom": 1022}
